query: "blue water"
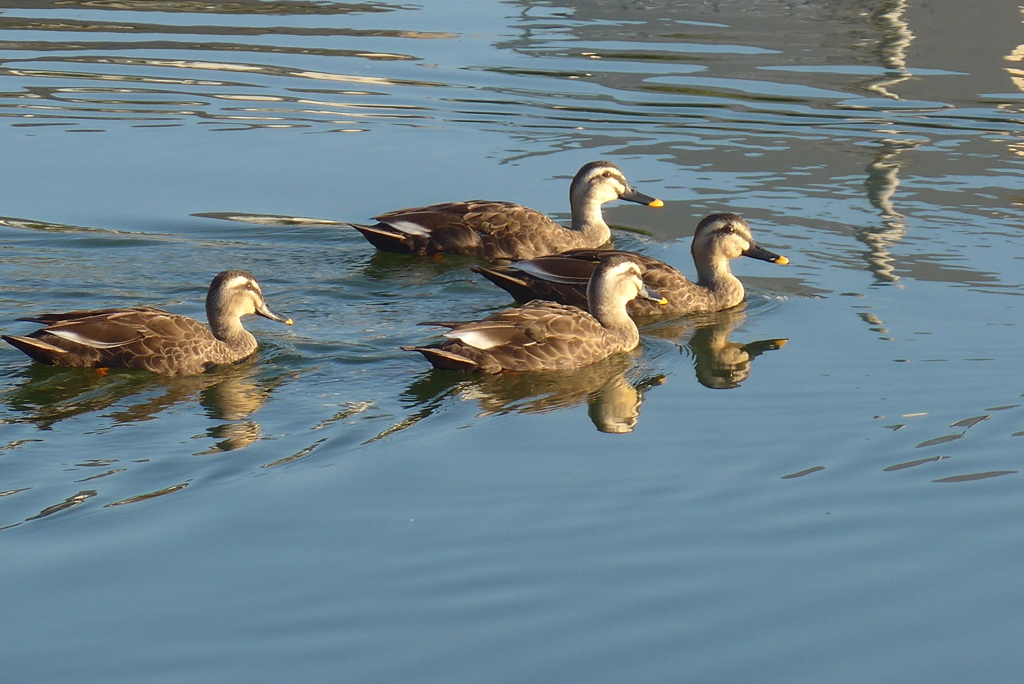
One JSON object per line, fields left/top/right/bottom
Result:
{"left": 2, "top": 1, "right": 1024, "bottom": 681}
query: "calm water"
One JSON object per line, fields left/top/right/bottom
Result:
{"left": 2, "top": 0, "right": 1024, "bottom": 681}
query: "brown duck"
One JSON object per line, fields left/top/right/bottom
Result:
{"left": 472, "top": 213, "right": 788, "bottom": 318}
{"left": 347, "top": 161, "right": 663, "bottom": 262}
{"left": 3, "top": 270, "right": 292, "bottom": 376}
{"left": 404, "top": 255, "right": 666, "bottom": 373}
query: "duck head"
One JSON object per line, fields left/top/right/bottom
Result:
{"left": 207, "top": 270, "right": 293, "bottom": 329}
{"left": 588, "top": 255, "right": 667, "bottom": 317}
{"left": 569, "top": 161, "right": 664, "bottom": 208}
{"left": 691, "top": 213, "right": 789, "bottom": 265}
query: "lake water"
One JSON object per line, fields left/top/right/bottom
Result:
{"left": 2, "top": 0, "right": 1024, "bottom": 681}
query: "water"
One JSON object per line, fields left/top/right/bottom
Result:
{"left": 2, "top": 0, "right": 1024, "bottom": 681}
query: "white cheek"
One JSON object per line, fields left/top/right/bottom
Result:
{"left": 729, "top": 237, "right": 750, "bottom": 257}
{"left": 603, "top": 184, "right": 624, "bottom": 202}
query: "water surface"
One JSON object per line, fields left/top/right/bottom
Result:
{"left": 2, "top": 1, "right": 1024, "bottom": 682}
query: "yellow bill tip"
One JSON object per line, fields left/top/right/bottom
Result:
{"left": 773, "top": 338, "right": 788, "bottom": 348}
{"left": 284, "top": 318, "right": 294, "bottom": 325}
{"left": 775, "top": 255, "right": 790, "bottom": 265}
{"left": 658, "top": 297, "right": 669, "bottom": 305}
{"left": 648, "top": 198, "right": 664, "bottom": 208}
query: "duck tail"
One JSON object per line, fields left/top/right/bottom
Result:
{"left": 402, "top": 345, "right": 480, "bottom": 372}
{"left": 471, "top": 266, "right": 537, "bottom": 303}
{"left": 345, "top": 222, "right": 421, "bottom": 254}
{"left": 2, "top": 334, "right": 66, "bottom": 365}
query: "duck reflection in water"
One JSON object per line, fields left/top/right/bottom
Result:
{"left": 1, "top": 360, "right": 284, "bottom": 452}
{"left": 646, "top": 306, "right": 787, "bottom": 390}
{"left": 393, "top": 351, "right": 664, "bottom": 435}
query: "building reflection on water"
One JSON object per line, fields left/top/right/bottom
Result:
{"left": 860, "top": 136, "right": 923, "bottom": 284}
{"left": 855, "top": 0, "right": 922, "bottom": 285}
{"left": 863, "top": 0, "right": 915, "bottom": 100}
{"left": 1003, "top": 7, "right": 1024, "bottom": 166}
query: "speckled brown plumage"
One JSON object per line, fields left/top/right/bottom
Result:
{"left": 405, "top": 256, "right": 661, "bottom": 373}
{"left": 473, "top": 213, "right": 789, "bottom": 318}
{"left": 3, "top": 271, "right": 292, "bottom": 376}
{"left": 348, "top": 161, "right": 662, "bottom": 262}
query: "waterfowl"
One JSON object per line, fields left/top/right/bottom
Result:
{"left": 2, "top": 270, "right": 293, "bottom": 376}
{"left": 472, "top": 213, "right": 788, "bottom": 318}
{"left": 404, "top": 255, "right": 666, "bottom": 373}
{"left": 347, "top": 161, "right": 663, "bottom": 262}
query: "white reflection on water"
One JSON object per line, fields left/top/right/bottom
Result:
{"left": 863, "top": 0, "right": 914, "bottom": 100}
{"left": 1002, "top": 8, "right": 1024, "bottom": 163}
{"left": 859, "top": 137, "right": 921, "bottom": 283}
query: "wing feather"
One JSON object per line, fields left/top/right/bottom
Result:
{"left": 368, "top": 201, "right": 572, "bottom": 261}
{"left": 476, "top": 250, "right": 721, "bottom": 317}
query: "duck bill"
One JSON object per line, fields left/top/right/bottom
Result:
{"left": 743, "top": 243, "right": 789, "bottom": 265}
{"left": 256, "top": 301, "right": 294, "bottom": 325}
{"left": 637, "top": 286, "right": 669, "bottom": 306}
{"left": 619, "top": 186, "right": 664, "bottom": 208}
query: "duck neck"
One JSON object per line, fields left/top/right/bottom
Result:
{"left": 208, "top": 304, "right": 257, "bottom": 352}
{"left": 589, "top": 289, "right": 640, "bottom": 347}
{"left": 695, "top": 256, "right": 745, "bottom": 309}
{"left": 570, "top": 194, "right": 612, "bottom": 246}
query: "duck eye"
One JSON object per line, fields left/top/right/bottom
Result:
{"left": 602, "top": 171, "right": 612, "bottom": 178}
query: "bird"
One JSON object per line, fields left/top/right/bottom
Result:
{"left": 403, "top": 255, "right": 666, "bottom": 373}
{"left": 472, "top": 213, "right": 788, "bottom": 318}
{"left": 2, "top": 270, "right": 293, "bottom": 376}
{"left": 346, "top": 161, "right": 663, "bottom": 262}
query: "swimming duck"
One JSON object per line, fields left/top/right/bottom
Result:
{"left": 347, "top": 161, "right": 663, "bottom": 262}
{"left": 2, "top": 270, "right": 293, "bottom": 376}
{"left": 404, "top": 255, "right": 666, "bottom": 373}
{"left": 472, "top": 213, "right": 788, "bottom": 318}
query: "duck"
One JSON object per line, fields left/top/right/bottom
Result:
{"left": 2, "top": 270, "right": 293, "bottom": 376}
{"left": 472, "top": 213, "right": 788, "bottom": 318}
{"left": 403, "top": 255, "right": 666, "bottom": 373}
{"left": 346, "top": 161, "right": 663, "bottom": 262}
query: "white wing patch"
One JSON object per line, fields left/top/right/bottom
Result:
{"left": 384, "top": 219, "right": 432, "bottom": 237}
{"left": 515, "top": 259, "right": 591, "bottom": 285}
{"left": 444, "top": 328, "right": 504, "bottom": 350}
{"left": 47, "top": 328, "right": 132, "bottom": 349}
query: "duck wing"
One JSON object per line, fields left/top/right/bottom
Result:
{"left": 476, "top": 249, "right": 697, "bottom": 317}
{"left": 18, "top": 306, "right": 169, "bottom": 326}
{"left": 363, "top": 201, "right": 567, "bottom": 261}
{"left": 473, "top": 251, "right": 604, "bottom": 307}
{"left": 4, "top": 308, "right": 219, "bottom": 374}
{"left": 442, "top": 301, "right": 619, "bottom": 372}
{"left": 40, "top": 309, "right": 206, "bottom": 349}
